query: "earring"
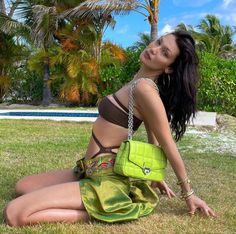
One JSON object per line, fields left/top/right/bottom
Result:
{"left": 163, "top": 74, "right": 171, "bottom": 88}
{"left": 167, "top": 74, "right": 171, "bottom": 87}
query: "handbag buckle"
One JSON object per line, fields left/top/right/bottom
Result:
{"left": 143, "top": 167, "right": 151, "bottom": 175}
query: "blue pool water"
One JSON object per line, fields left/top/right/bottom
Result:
{"left": 0, "top": 111, "right": 99, "bottom": 118}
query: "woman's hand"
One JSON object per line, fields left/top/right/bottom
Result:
{"left": 186, "top": 195, "right": 216, "bottom": 217}
{"left": 151, "top": 181, "right": 176, "bottom": 198}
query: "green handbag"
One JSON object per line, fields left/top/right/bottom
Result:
{"left": 114, "top": 78, "right": 167, "bottom": 181}
{"left": 114, "top": 140, "right": 167, "bottom": 181}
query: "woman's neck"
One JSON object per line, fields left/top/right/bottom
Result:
{"left": 133, "top": 66, "right": 162, "bottom": 81}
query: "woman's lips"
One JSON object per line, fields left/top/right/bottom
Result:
{"left": 144, "top": 50, "right": 151, "bottom": 60}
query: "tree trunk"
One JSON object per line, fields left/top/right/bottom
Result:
{"left": 93, "top": 32, "right": 102, "bottom": 64}
{"left": 97, "top": 32, "right": 102, "bottom": 64}
{"left": 42, "top": 57, "right": 51, "bottom": 106}
{"left": 0, "top": 0, "right": 6, "bottom": 14}
{"left": 150, "top": 22, "right": 158, "bottom": 41}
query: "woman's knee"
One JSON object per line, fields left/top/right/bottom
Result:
{"left": 4, "top": 201, "right": 27, "bottom": 227}
{"left": 15, "top": 176, "right": 34, "bottom": 196}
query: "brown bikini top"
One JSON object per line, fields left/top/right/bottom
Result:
{"left": 98, "top": 93, "right": 142, "bottom": 131}
{"left": 90, "top": 93, "right": 142, "bottom": 158}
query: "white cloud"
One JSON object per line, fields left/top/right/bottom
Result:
{"left": 222, "top": 0, "right": 233, "bottom": 9}
{"left": 216, "top": 1, "right": 236, "bottom": 24}
{"left": 159, "top": 24, "right": 174, "bottom": 36}
{"left": 220, "top": 0, "right": 236, "bottom": 11}
{"left": 162, "top": 11, "right": 225, "bottom": 29}
{"left": 173, "top": 0, "right": 213, "bottom": 7}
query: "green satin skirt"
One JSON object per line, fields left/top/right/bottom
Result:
{"left": 73, "top": 154, "right": 159, "bottom": 223}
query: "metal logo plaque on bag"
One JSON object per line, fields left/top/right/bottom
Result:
{"left": 143, "top": 167, "right": 151, "bottom": 175}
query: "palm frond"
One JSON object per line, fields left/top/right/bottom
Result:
{"left": 27, "top": 49, "right": 48, "bottom": 73}
{"left": 31, "top": 5, "right": 59, "bottom": 48}
{"left": 61, "top": 0, "right": 138, "bottom": 19}
{"left": 81, "top": 58, "right": 98, "bottom": 78}
{"left": 103, "top": 41, "right": 127, "bottom": 61}
{"left": 67, "top": 54, "right": 81, "bottom": 78}
{"left": 0, "top": 12, "right": 29, "bottom": 35}
{"left": 59, "top": 81, "right": 81, "bottom": 103}
{"left": 130, "top": 32, "right": 151, "bottom": 50}
{"left": 68, "top": 85, "right": 80, "bottom": 102}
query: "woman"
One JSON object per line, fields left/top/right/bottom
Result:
{"left": 4, "top": 31, "right": 216, "bottom": 227}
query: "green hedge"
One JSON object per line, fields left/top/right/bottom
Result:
{"left": 5, "top": 67, "right": 43, "bottom": 104}
{"left": 99, "top": 48, "right": 141, "bottom": 97}
{"left": 198, "top": 52, "right": 236, "bottom": 116}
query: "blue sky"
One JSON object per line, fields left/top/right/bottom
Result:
{"left": 103, "top": 0, "right": 236, "bottom": 48}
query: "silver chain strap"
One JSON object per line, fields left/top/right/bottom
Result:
{"left": 127, "top": 78, "right": 159, "bottom": 140}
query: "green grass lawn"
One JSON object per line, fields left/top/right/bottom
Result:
{"left": 0, "top": 116, "right": 235, "bottom": 234}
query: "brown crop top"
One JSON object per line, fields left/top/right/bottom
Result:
{"left": 98, "top": 93, "right": 142, "bottom": 131}
{"left": 90, "top": 93, "right": 142, "bottom": 158}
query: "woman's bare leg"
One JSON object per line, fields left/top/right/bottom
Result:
{"left": 15, "top": 168, "right": 78, "bottom": 196}
{"left": 4, "top": 182, "right": 89, "bottom": 227}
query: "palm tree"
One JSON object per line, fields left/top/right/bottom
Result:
{"left": 76, "top": 10, "right": 116, "bottom": 64}
{"left": 90, "top": 12, "right": 116, "bottom": 64}
{"left": 0, "top": 1, "right": 59, "bottom": 105}
{"left": 24, "top": 3, "right": 62, "bottom": 105}
{"left": 130, "top": 32, "right": 151, "bottom": 51}
{"left": 1, "top": 0, "right": 84, "bottom": 105}
{"left": 61, "top": 5, "right": 117, "bottom": 63}
{"left": 0, "top": 0, "right": 128, "bottom": 105}
{"left": 63, "top": 0, "right": 161, "bottom": 42}
{"left": 175, "top": 22, "right": 195, "bottom": 33}
{"left": 175, "top": 16, "right": 236, "bottom": 58}
{"left": 196, "top": 14, "right": 236, "bottom": 57}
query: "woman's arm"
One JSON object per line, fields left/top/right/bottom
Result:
{"left": 144, "top": 121, "right": 160, "bottom": 146}
{"left": 134, "top": 80, "right": 216, "bottom": 216}
{"left": 144, "top": 121, "right": 176, "bottom": 198}
{"left": 135, "top": 80, "right": 190, "bottom": 192}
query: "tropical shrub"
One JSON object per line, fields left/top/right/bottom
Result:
{"left": 198, "top": 52, "right": 236, "bottom": 116}
{"left": 99, "top": 65, "right": 123, "bottom": 97}
{"left": 98, "top": 42, "right": 128, "bottom": 98}
{"left": 99, "top": 47, "right": 141, "bottom": 97}
{"left": 119, "top": 48, "right": 141, "bottom": 83}
{"left": 0, "top": 32, "right": 27, "bottom": 102}
{"left": 6, "top": 67, "right": 43, "bottom": 104}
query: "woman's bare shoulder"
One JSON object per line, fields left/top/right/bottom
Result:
{"left": 134, "top": 78, "right": 160, "bottom": 99}
{"left": 134, "top": 78, "right": 166, "bottom": 117}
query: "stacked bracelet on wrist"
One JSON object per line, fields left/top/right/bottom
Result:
{"left": 180, "top": 189, "right": 194, "bottom": 200}
{"left": 177, "top": 178, "right": 191, "bottom": 186}
{"left": 177, "top": 178, "right": 194, "bottom": 200}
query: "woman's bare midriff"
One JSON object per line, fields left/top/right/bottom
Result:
{"left": 84, "top": 117, "right": 128, "bottom": 160}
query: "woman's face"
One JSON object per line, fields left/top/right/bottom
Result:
{"left": 140, "top": 34, "right": 180, "bottom": 74}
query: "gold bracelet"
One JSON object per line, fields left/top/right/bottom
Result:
{"left": 177, "top": 178, "right": 191, "bottom": 186}
{"left": 180, "top": 189, "right": 194, "bottom": 200}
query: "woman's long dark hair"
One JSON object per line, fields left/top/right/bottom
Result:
{"left": 157, "top": 31, "right": 199, "bottom": 141}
